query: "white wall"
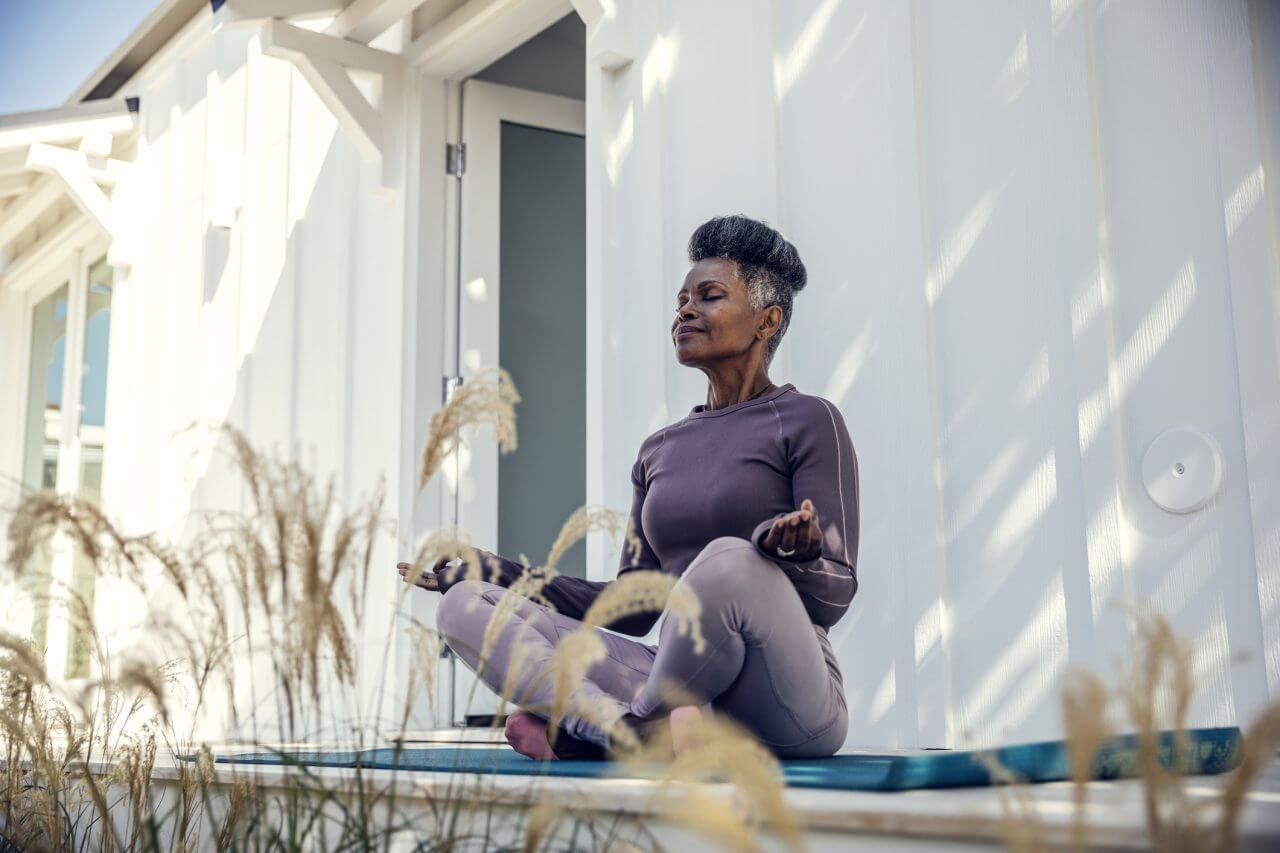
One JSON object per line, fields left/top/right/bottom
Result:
{"left": 587, "top": 0, "right": 1280, "bottom": 749}
{"left": 95, "top": 16, "right": 412, "bottom": 736}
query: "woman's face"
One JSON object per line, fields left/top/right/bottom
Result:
{"left": 671, "top": 257, "right": 775, "bottom": 367}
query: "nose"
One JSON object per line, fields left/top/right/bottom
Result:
{"left": 673, "top": 305, "right": 696, "bottom": 331}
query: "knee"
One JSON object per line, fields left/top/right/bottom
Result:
{"left": 435, "top": 579, "right": 489, "bottom": 644}
{"left": 681, "top": 536, "right": 779, "bottom": 610}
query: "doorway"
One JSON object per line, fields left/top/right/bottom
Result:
{"left": 439, "top": 13, "right": 586, "bottom": 724}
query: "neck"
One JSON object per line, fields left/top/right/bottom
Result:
{"left": 703, "top": 375, "right": 776, "bottom": 411}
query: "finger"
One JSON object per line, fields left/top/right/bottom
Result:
{"left": 763, "top": 519, "right": 781, "bottom": 550}
{"left": 773, "top": 517, "right": 793, "bottom": 550}
{"left": 799, "top": 520, "right": 818, "bottom": 556}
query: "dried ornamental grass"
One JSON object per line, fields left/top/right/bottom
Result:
{"left": 477, "top": 559, "right": 561, "bottom": 675}
{"left": 419, "top": 365, "right": 521, "bottom": 489}
{"left": 582, "top": 571, "right": 705, "bottom": 654}
{"left": 544, "top": 504, "right": 634, "bottom": 574}
{"left": 1061, "top": 668, "right": 1110, "bottom": 850}
{"left": 546, "top": 631, "right": 609, "bottom": 737}
{"left": 1010, "top": 609, "right": 1280, "bottom": 853}
{"left": 0, "top": 415, "right": 663, "bottom": 851}
{"left": 974, "top": 750, "right": 1048, "bottom": 853}
{"left": 624, "top": 707, "right": 804, "bottom": 853}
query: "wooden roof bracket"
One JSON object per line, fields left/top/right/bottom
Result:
{"left": 259, "top": 18, "right": 406, "bottom": 194}
{"left": 23, "top": 143, "right": 135, "bottom": 270}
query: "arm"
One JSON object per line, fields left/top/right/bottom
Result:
{"left": 435, "top": 456, "right": 664, "bottom": 637}
{"left": 606, "top": 455, "right": 666, "bottom": 636}
{"left": 435, "top": 552, "right": 611, "bottom": 622}
{"left": 750, "top": 398, "right": 860, "bottom": 628}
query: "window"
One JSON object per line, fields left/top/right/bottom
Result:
{"left": 19, "top": 250, "right": 114, "bottom": 681}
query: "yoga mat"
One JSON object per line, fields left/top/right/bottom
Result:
{"left": 187, "top": 726, "right": 1242, "bottom": 792}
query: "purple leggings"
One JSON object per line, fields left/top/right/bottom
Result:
{"left": 435, "top": 535, "right": 848, "bottom": 758}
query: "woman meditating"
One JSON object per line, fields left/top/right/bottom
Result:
{"left": 397, "top": 214, "right": 859, "bottom": 761}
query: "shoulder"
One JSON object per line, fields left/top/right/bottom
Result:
{"left": 773, "top": 387, "right": 850, "bottom": 432}
{"left": 632, "top": 426, "right": 670, "bottom": 470}
{"left": 773, "top": 389, "right": 857, "bottom": 463}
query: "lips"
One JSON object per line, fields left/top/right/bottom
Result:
{"left": 675, "top": 325, "right": 702, "bottom": 339}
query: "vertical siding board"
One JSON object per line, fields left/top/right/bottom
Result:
{"left": 906, "top": 0, "right": 954, "bottom": 749}
{"left": 657, "top": 0, "right": 780, "bottom": 408}
{"left": 243, "top": 49, "right": 297, "bottom": 459}
{"left": 585, "top": 1, "right": 672, "bottom": 592}
{"left": 1205, "top": 0, "right": 1280, "bottom": 714}
{"left": 915, "top": 0, "right": 1079, "bottom": 746}
{"left": 772, "top": 0, "right": 939, "bottom": 747}
{"left": 1091, "top": 0, "right": 1264, "bottom": 727}
{"left": 1026, "top": 0, "right": 1097, "bottom": 684}
{"left": 1245, "top": 0, "right": 1280, "bottom": 700}
{"left": 599, "top": 2, "right": 672, "bottom": 453}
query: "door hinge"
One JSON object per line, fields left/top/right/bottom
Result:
{"left": 442, "top": 374, "right": 464, "bottom": 405}
{"left": 446, "top": 143, "right": 466, "bottom": 177}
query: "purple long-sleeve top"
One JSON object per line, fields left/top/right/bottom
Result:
{"left": 435, "top": 382, "right": 860, "bottom": 636}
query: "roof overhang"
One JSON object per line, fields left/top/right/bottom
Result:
{"left": 0, "top": 99, "right": 140, "bottom": 285}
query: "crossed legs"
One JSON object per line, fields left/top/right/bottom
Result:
{"left": 435, "top": 536, "right": 847, "bottom": 759}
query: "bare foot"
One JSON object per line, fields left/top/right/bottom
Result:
{"left": 504, "top": 712, "right": 558, "bottom": 761}
{"left": 669, "top": 705, "right": 704, "bottom": 758}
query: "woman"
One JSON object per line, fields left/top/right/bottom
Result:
{"left": 397, "top": 214, "right": 859, "bottom": 762}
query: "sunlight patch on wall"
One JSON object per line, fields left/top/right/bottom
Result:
{"left": 641, "top": 32, "right": 678, "bottom": 105}
{"left": 1224, "top": 163, "right": 1263, "bottom": 239}
{"left": 914, "top": 596, "right": 950, "bottom": 671}
{"left": 1070, "top": 266, "right": 1105, "bottom": 339}
{"left": 822, "top": 322, "right": 878, "bottom": 402}
{"left": 950, "top": 439, "right": 1025, "bottom": 537}
{"left": 985, "top": 448, "right": 1058, "bottom": 560}
{"left": 1114, "top": 257, "right": 1197, "bottom": 407}
{"left": 926, "top": 180, "right": 1008, "bottom": 307}
{"left": 962, "top": 573, "right": 1066, "bottom": 743}
{"left": 1050, "top": 0, "right": 1083, "bottom": 30}
{"left": 605, "top": 104, "right": 634, "bottom": 186}
{"left": 1084, "top": 492, "right": 1126, "bottom": 626}
{"left": 772, "top": 0, "right": 856, "bottom": 101}
{"left": 1079, "top": 258, "right": 1196, "bottom": 453}
{"left": 1014, "top": 343, "right": 1050, "bottom": 407}
{"left": 464, "top": 276, "right": 489, "bottom": 302}
{"left": 1147, "top": 533, "right": 1220, "bottom": 624}
{"left": 993, "top": 32, "right": 1029, "bottom": 105}
{"left": 869, "top": 665, "right": 897, "bottom": 724}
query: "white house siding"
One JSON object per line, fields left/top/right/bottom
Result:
{"left": 586, "top": 0, "right": 1280, "bottom": 749}
{"left": 85, "top": 18, "right": 409, "bottom": 734}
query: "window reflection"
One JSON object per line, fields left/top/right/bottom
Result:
{"left": 68, "top": 256, "right": 113, "bottom": 678}
{"left": 20, "top": 282, "right": 69, "bottom": 659}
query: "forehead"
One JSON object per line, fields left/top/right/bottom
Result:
{"left": 679, "top": 258, "right": 739, "bottom": 293}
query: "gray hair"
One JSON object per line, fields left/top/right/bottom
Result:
{"left": 687, "top": 214, "right": 808, "bottom": 367}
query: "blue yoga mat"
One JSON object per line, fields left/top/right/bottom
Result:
{"left": 190, "top": 726, "right": 1242, "bottom": 791}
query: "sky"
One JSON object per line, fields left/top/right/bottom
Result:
{"left": 0, "top": 0, "right": 162, "bottom": 114}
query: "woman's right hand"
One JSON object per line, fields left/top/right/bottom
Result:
{"left": 396, "top": 555, "right": 453, "bottom": 592}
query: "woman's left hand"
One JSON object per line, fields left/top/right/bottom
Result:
{"left": 759, "top": 498, "right": 823, "bottom": 562}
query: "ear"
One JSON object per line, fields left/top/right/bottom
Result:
{"left": 757, "top": 304, "right": 783, "bottom": 340}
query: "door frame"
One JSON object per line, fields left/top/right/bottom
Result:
{"left": 427, "top": 79, "right": 586, "bottom": 725}
{"left": 454, "top": 78, "right": 586, "bottom": 565}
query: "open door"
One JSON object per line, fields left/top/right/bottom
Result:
{"left": 444, "top": 78, "right": 586, "bottom": 723}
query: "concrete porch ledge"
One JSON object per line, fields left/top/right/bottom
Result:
{"left": 126, "top": 736, "right": 1280, "bottom": 851}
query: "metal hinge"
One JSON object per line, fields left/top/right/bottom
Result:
{"left": 446, "top": 143, "right": 466, "bottom": 177}
{"left": 442, "top": 374, "right": 464, "bottom": 405}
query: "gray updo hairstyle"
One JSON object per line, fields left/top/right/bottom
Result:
{"left": 686, "top": 214, "right": 808, "bottom": 367}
